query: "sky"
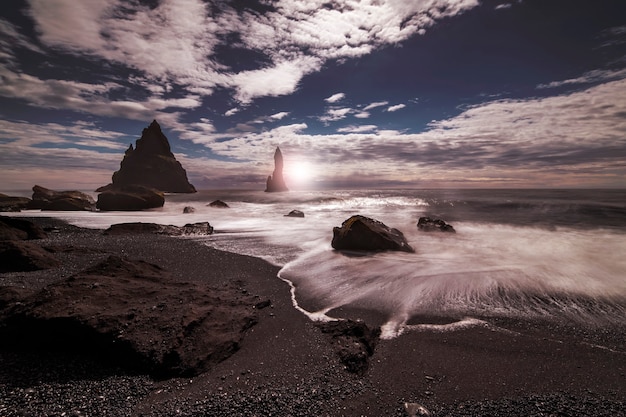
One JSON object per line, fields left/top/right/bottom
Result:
{"left": 1, "top": 0, "right": 625, "bottom": 191}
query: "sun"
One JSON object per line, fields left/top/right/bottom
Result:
{"left": 285, "top": 160, "right": 316, "bottom": 188}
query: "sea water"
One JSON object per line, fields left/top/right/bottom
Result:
{"left": 7, "top": 189, "right": 626, "bottom": 338}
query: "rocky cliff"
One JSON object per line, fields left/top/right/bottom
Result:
{"left": 99, "top": 120, "right": 196, "bottom": 193}
{"left": 265, "top": 147, "right": 289, "bottom": 192}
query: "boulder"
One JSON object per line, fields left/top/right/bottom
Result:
{"left": 27, "top": 185, "right": 95, "bottom": 211}
{"left": 265, "top": 147, "right": 289, "bottom": 192}
{"left": 316, "top": 319, "right": 380, "bottom": 375}
{"left": 331, "top": 215, "right": 414, "bottom": 253}
{"left": 183, "top": 206, "right": 196, "bottom": 213}
{"left": 96, "top": 185, "right": 164, "bottom": 211}
{"left": 99, "top": 120, "right": 196, "bottom": 193}
{"left": 417, "top": 217, "right": 456, "bottom": 233}
{"left": 0, "top": 216, "right": 47, "bottom": 241}
{"left": 208, "top": 200, "right": 229, "bottom": 208}
{"left": 104, "top": 222, "right": 213, "bottom": 236}
{"left": 284, "top": 210, "right": 305, "bottom": 218}
{"left": 0, "top": 255, "right": 259, "bottom": 377}
{"left": 0, "top": 240, "right": 59, "bottom": 272}
{"left": 0, "top": 194, "right": 31, "bottom": 212}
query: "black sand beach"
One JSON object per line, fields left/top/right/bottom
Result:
{"left": 1, "top": 218, "right": 625, "bottom": 416}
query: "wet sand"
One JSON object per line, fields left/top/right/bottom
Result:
{"left": 1, "top": 217, "right": 625, "bottom": 416}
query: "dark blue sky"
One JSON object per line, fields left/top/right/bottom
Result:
{"left": 1, "top": 0, "right": 625, "bottom": 190}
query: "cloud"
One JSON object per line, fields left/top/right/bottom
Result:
{"left": 337, "top": 125, "right": 378, "bottom": 133}
{"left": 319, "top": 107, "right": 354, "bottom": 122}
{"left": 537, "top": 68, "right": 626, "bottom": 89}
{"left": 225, "top": 108, "right": 240, "bottom": 117}
{"left": 363, "top": 101, "right": 389, "bottom": 111}
{"left": 270, "top": 111, "right": 290, "bottom": 120}
{"left": 387, "top": 104, "right": 406, "bottom": 112}
{"left": 325, "top": 93, "right": 345, "bottom": 103}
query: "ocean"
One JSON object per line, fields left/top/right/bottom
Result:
{"left": 7, "top": 188, "right": 626, "bottom": 338}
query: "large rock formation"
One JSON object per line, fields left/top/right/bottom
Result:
{"left": 331, "top": 215, "right": 414, "bottom": 253}
{"left": 99, "top": 120, "right": 196, "bottom": 193}
{"left": 103, "top": 222, "right": 214, "bottom": 236}
{"left": 265, "top": 147, "right": 289, "bottom": 192}
{"left": 0, "top": 194, "right": 31, "bottom": 212}
{"left": 96, "top": 185, "right": 165, "bottom": 211}
{"left": 417, "top": 216, "right": 456, "bottom": 233}
{"left": 27, "top": 185, "right": 95, "bottom": 211}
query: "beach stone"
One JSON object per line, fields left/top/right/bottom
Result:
{"left": 404, "top": 402, "right": 431, "bottom": 416}
{"left": 0, "top": 240, "right": 60, "bottom": 272}
{"left": 104, "top": 222, "right": 213, "bottom": 236}
{"left": 0, "top": 194, "right": 31, "bottom": 212}
{"left": 0, "top": 216, "right": 47, "bottom": 241}
{"left": 417, "top": 216, "right": 456, "bottom": 233}
{"left": 284, "top": 210, "right": 304, "bottom": 218}
{"left": 27, "top": 185, "right": 95, "bottom": 211}
{"left": 96, "top": 185, "right": 164, "bottom": 211}
{"left": 208, "top": 200, "right": 229, "bottom": 208}
{"left": 331, "top": 215, "right": 414, "bottom": 253}
{"left": 183, "top": 206, "right": 196, "bottom": 213}
{"left": 316, "top": 319, "right": 380, "bottom": 375}
{"left": 0, "top": 255, "right": 259, "bottom": 377}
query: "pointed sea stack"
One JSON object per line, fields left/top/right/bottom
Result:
{"left": 99, "top": 120, "right": 196, "bottom": 193}
{"left": 265, "top": 147, "right": 289, "bottom": 192}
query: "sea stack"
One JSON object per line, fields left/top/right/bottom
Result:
{"left": 98, "top": 120, "right": 196, "bottom": 193}
{"left": 265, "top": 147, "right": 289, "bottom": 192}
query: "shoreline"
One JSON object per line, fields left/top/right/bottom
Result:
{"left": 1, "top": 217, "right": 625, "bottom": 416}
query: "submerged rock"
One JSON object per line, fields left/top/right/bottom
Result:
{"left": 265, "top": 147, "right": 289, "bottom": 192}
{"left": 0, "top": 255, "right": 259, "bottom": 377}
{"left": 417, "top": 217, "right": 456, "bottom": 233}
{"left": 183, "top": 206, "right": 196, "bottom": 213}
{"left": 98, "top": 120, "right": 196, "bottom": 193}
{"left": 27, "top": 185, "right": 95, "bottom": 211}
{"left": 96, "top": 185, "right": 164, "bottom": 211}
{"left": 208, "top": 200, "right": 229, "bottom": 208}
{"left": 284, "top": 210, "right": 304, "bottom": 218}
{"left": 331, "top": 215, "right": 414, "bottom": 253}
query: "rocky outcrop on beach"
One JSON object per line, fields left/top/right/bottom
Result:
{"left": 316, "top": 320, "right": 380, "bottom": 375}
{"left": 0, "top": 194, "right": 31, "bottom": 212}
{"left": 0, "top": 216, "right": 47, "bottom": 241}
{"left": 0, "top": 255, "right": 260, "bottom": 377}
{"left": 26, "top": 185, "right": 96, "bottom": 211}
{"left": 265, "top": 147, "right": 289, "bottom": 192}
{"left": 285, "top": 210, "right": 305, "bottom": 218}
{"left": 98, "top": 120, "right": 196, "bottom": 194}
{"left": 0, "top": 240, "right": 60, "bottom": 272}
{"left": 104, "top": 222, "right": 214, "bottom": 236}
{"left": 96, "top": 185, "right": 165, "bottom": 211}
{"left": 331, "top": 215, "right": 414, "bottom": 253}
{"left": 417, "top": 216, "right": 456, "bottom": 233}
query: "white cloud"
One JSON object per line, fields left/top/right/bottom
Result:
{"left": 337, "top": 125, "right": 378, "bottom": 133}
{"left": 363, "top": 101, "right": 389, "bottom": 111}
{"left": 387, "top": 104, "right": 406, "bottom": 112}
{"left": 325, "top": 93, "right": 345, "bottom": 103}
{"left": 225, "top": 108, "right": 240, "bottom": 117}
{"left": 270, "top": 111, "right": 290, "bottom": 120}
{"left": 319, "top": 107, "right": 354, "bottom": 122}
{"left": 537, "top": 68, "right": 626, "bottom": 89}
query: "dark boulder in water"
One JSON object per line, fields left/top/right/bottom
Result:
{"left": 208, "top": 200, "right": 229, "bottom": 208}
{"left": 284, "top": 210, "right": 304, "bottom": 218}
{"left": 183, "top": 206, "right": 195, "bottom": 213}
{"left": 97, "top": 120, "right": 196, "bottom": 194}
{"left": 331, "top": 215, "right": 414, "bottom": 253}
{"left": 27, "top": 185, "right": 95, "bottom": 211}
{"left": 417, "top": 217, "right": 456, "bottom": 233}
{"left": 96, "top": 185, "right": 164, "bottom": 211}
